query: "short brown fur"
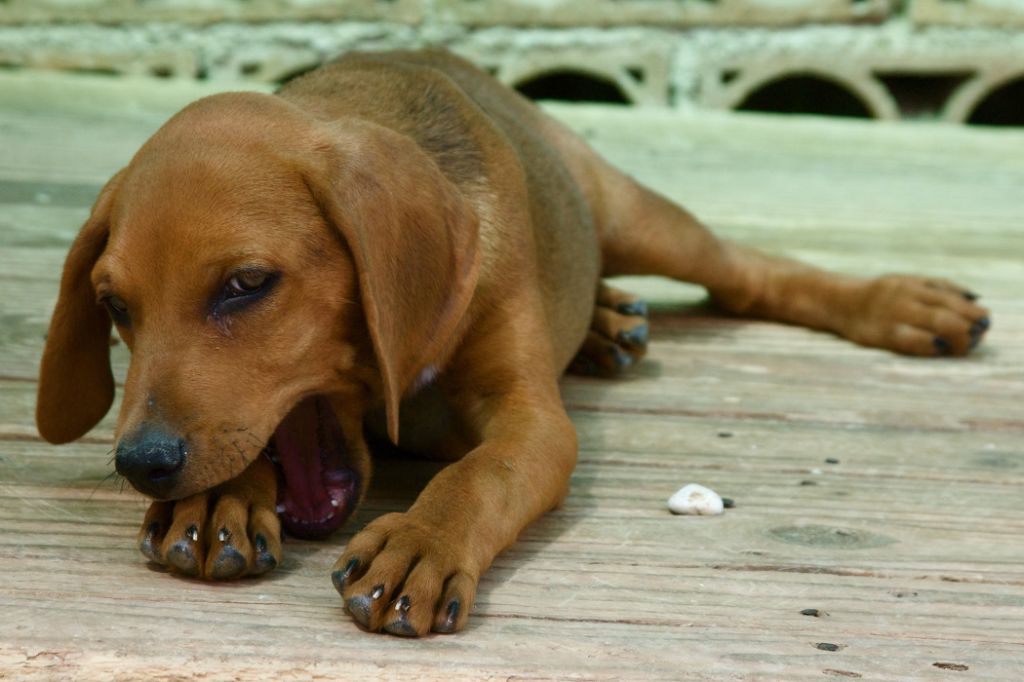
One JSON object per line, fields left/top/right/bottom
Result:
{"left": 37, "top": 50, "right": 990, "bottom": 636}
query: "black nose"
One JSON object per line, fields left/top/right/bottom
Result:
{"left": 115, "top": 423, "right": 187, "bottom": 498}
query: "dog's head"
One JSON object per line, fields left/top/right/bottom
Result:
{"left": 36, "top": 92, "right": 479, "bottom": 538}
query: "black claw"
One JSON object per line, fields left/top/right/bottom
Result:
{"left": 252, "top": 552, "right": 277, "bottom": 575}
{"left": 139, "top": 522, "right": 162, "bottom": 562}
{"left": 933, "top": 337, "right": 951, "bottom": 355}
{"left": 331, "top": 559, "right": 360, "bottom": 595}
{"left": 383, "top": 613, "right": 418, "bottom": 637}
{"left": 617, "top": 323, "right": 649, "bottom": 348}
{"left": 331, "top": 571, "right": 346, "bottom": 596}
{"left": 382, "top": 595, "right": 415, "bottom": 635}
{"left": 616, "top": 299, "right": 648, "bottom": 318}
{"left": 345, "top": 595, "right": 373, "bottom": 627}
{"left": 211, "top": 544, "right": 247, "bottom": 580}
{"left": 251, "top": 533, "right": 277, "bottom": 575}
{"left": 608, "top": 343, "right": 634, "bottom": 369}
{"left": 436, "top": 599, "right": 461, "bottom": 633}
{"left": 969, "top": 320, "right": 987, "bottom": 349}
{"left": 165, "top": 540, "right": 199, "bottom": 576}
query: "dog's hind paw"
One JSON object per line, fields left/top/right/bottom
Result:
{"left": 569, "top": 282, "right": 649, "bottom": 378}
{"left": 841, "top": 275, "right": 991, "bottom": 357}
{"left": 136, "top": 454, "right": 281, "bottom": 580}
{"left": 331, "top": 512, "right": 477, "bottom": 636}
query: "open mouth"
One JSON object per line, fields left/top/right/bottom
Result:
{"left": 264, "top": 395, "right": 360, "bottom": 540}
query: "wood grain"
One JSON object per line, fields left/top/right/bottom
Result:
{"left": 0, "top": 72, "right": 1021, "bottom": 681}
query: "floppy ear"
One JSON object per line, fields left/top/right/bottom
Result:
{"left": 36, "top": 171, "right": 123, "bottom": 444}
{"left": 306, "top": 122, "right": 481, "bottom": 444}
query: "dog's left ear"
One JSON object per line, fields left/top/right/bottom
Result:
{"left": 306, "top": 122, "right": 481, "bottom": 444}
{"left": 37, "top": 171, "right": 123, "bottom": 444}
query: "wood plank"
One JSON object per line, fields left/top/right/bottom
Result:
{"left": 1, "top": 72, "right": 1022, "bottom": 680}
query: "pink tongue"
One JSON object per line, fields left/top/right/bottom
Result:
{"left": 273, "top": 398, "right": 330, "bottom": 519}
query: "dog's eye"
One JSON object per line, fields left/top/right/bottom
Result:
{"left": 212, "top": 269, "right": 279, "bottom": 320}
{"left": 102, "top": 295, "right": 130, "bottom": 326}
{"left": 226, "top": 270, "right": 271, "bottom": 298}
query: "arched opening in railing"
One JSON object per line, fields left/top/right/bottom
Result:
{"left": 736, "top": 75, "right": 874, "bottom": 119}
{"left": 967, "top": 76, "right": 1024, "bottom": 127}
{"left": 515, "top": 70, "right": 631, "bottom": 105}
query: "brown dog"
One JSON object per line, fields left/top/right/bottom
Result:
{"left": 36, "top": 50, "right": 990, "bottom": 636}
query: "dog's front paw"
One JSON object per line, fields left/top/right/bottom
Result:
{"left": 846, "top": 275, "right": 991, "bottom": 356}
{"left": 331, "top": 512, "right": 478, "bottom": 636}
{"left": 136, "top": 456, "right": 281, "bottom": 580}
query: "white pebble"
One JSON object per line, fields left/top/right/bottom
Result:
{"left": 668, "top": 483, "right": 724, "bottom": 516}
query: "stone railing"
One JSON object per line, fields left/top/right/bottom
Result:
{"left": 0, "top": 0, "right": 1021, "bottom": 125}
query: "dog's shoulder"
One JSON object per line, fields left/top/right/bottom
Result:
{"left": 279, "top": 51, "right": 496, "bottom": 188}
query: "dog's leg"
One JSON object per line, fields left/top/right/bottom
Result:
{"left": 137, "top": 454, "right": 281, "bottom": 579}
{"left": 592, "top": 169, "right": 991, "bottom": 356}
{"left": 569, "top": 282, "right": 649, "bottom": 377}
{"left": 332, "top": 305, "right": 577, "bottom": 637}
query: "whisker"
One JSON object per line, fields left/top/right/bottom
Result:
{"left": 88, "top": 469, "right": 121, "bottom": 500}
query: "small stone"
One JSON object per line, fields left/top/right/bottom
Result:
{"left": 668, "top": 484, "right": 724, "bottom": 516}
{"left": 722, "top": 497, "right": 735, "bottom": 508}
{"left": 800, "top": 608, "right": 821, "bottom": 617}
{"left": 816, "top": 642, "right": 841, "bottom": 652}
{"left": 825, "top": 457, "right": 840, "bottom": 464}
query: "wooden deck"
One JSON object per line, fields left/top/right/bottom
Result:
{"left": 1, "top": 72, "right": 1022, "bottom": 681}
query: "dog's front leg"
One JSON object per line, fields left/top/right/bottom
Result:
{"left": 332, "top": 376, "right": 577, "bottom": 637}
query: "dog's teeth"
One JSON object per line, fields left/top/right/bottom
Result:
{"left": 330, "top": 499, "right": 339, "bottom": 508}
{"left": 276, "top": 504, "right": 285, "bottom": 513}
{"left": 218, "top": 528, "right": 230, "bottom": 543}
{"left": 372, "top": 586, "right": 384, "bottom": 600}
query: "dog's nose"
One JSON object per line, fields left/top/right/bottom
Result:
{"left": 115, "top": 423, "right": 187, "bottom": 498}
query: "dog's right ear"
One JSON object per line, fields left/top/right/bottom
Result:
{"left": 303, "top": 121, "right": 480, "bottom": 445}
{"left": 36, "top": 171, "right": 123, "bottom": 444}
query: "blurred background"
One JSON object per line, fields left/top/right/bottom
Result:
{"left": 0, "top": 0, "right": 1022, "bottom": 126}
